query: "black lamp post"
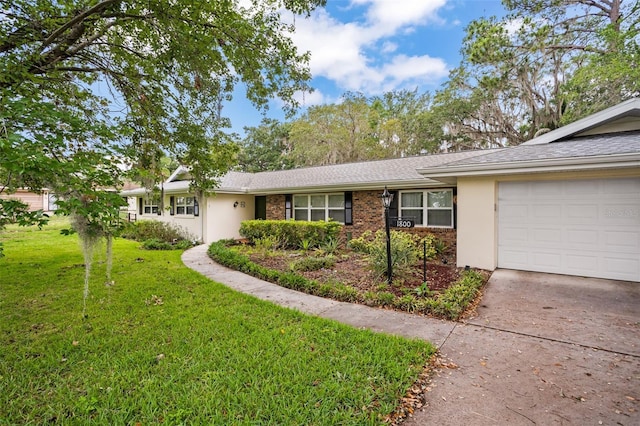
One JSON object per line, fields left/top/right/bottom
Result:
{"left": 380, "top": 186, "right": 393, "bottom": 285}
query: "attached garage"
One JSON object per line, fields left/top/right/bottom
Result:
{"left": 498, "top": 178, "right": 640, "bottom": 282}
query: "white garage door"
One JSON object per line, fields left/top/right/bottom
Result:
{"left": 498, "top": 178, "right": 640, "bottom": 282}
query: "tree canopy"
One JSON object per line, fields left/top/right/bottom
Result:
{"left": 0, "top": 0, "right": 324, "bottom": 232}
{"left": 426, "top": 0, "right": 639, "bottom": 149}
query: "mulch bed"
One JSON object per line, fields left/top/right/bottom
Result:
{"left": 247, "top": 244, "right": 463, "bottom": 297}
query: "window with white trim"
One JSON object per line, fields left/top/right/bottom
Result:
{"left": 175, "top": 196, "right": 195, "bottom": 215}
{"left": 143, "top": 197, "right": 159, "bottom": 214}
{"left": 293, "top": 193, "right": 345, "bottom": 223}
{"left": 399, "top": 189, "right": 453, "bottom": 228}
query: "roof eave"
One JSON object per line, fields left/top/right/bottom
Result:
{"left": 418, "top": 153, "right": 640, "bottom": 179}
{"left": 249, "top": 178, "right": 451, "bottom": 195}
{"left": 523, "top": 98, "right": 640, "bottom": 146}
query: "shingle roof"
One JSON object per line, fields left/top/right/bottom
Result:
{"left": 245, "top": 150, "right": 495, "bottom": 192}
{"left": 428, "top": 131, "right": 640, "bottom": 169}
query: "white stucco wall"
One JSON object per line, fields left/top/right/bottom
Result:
{"left": 456, "top": 168, "right": 640, "bottom": 271}
{"left": 456, "top": 177, "right": 498, "bottom": 270}
{"left": 133, "top": 193, "right": 255, "bottom": 243}
{"left": 203, "top": 193, "right": 255, "bottom": 243}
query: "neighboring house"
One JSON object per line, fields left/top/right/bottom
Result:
{"left": 123, "top": 99, "right": 640, "bottom": 282}
{"left": 0, "top": 189, "right": 57, "bottom": 212}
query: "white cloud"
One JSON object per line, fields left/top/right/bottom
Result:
{"left": 293, "top": 89, "right": 327, "bottom": 107}
{"left": 286, "top": 0, "right": 450, "bottom": 96}
{"left": 353, "top": 0, "right": 447, "bottom": 31}
{"left": 380, "top": 41, "right": 398, "bottom": 54}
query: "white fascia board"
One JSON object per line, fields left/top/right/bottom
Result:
{"left": 523, "top": 98, "right": 640, "bottom": 146}
{"left": 418, "top": 153, "right": 640, "bottom": 179}
{"left": 166, "top": 165, "right": 190, "bottom": 182}
{"left": 121, "top": 184, "right": 249, "bottom": 196}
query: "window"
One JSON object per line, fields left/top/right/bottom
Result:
{"left": 293, "top": 193, "right": 345, "bottom": 223}
{"left": 399, "top": 189, "right": 453, "bottom": 228}
{"left": 175, "top": 196, "right": 195, "bottom": 215}
{"left": 143, "top": 197, "right": 159, "bottom": 214}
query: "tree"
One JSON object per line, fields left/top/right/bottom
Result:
{"left": 0, "top": 0, "right": 324, "bottom": 306}
{"left": 369, "top": 89, "right": 437, "bottom": 155}
{"left": 287, "top": 90, "right": 436, "bottom": 166}
{"left": 288, "top": 93, "right": 380, "bottom": 166}
{"left": 1, "top": 0, "right": 324, "bottom": 221}
{"left": 428, "top": 0, "right": 638, "bottom": 150}
{"left": 237, "top": 119, "right": 295, "bottom": 172}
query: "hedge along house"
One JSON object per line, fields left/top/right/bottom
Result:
{"left": 123, "top": 99, "right": 640, "bottom": 282}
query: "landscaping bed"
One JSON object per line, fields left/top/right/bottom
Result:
{"left": 209, "top": 225, "right": 489, "bottom": 321}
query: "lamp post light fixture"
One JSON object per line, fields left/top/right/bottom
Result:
{"left": 380, "top": 186, "right": 393, "bottom": 285}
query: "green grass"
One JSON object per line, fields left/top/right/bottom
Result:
{"left": 0, "top": 221, "right": 435, "bottom": 425}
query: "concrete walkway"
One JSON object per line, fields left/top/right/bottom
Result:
{"left": 182, "top": 245, "right": 640, "bottom": 425}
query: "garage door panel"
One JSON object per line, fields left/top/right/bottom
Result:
{"left": 603, "top": 231, "right": 639, "bottom": 251}
{"left": 604, "top": 256, "right": 640, "bottom": 281}
{"left": 566, "top": 204, "right": 598, "bottom": 223}
{"left": 531, "top": 204, "right": 561, "bottom": 220}
{"left": 500, "top": 181, "right": 530, "bottom": 197}
{"left": 602, "top": 204, "right": 640, "bottom": 226}
{"left": 499, "top": 250, "right": 529, "bottom": 268}
{"left": 500, "top": 204, "right": 528, "bottom": 221}
{"left": 531, "top": 251, "right": 562, "bottom": 269}
{"left": 498, "top": 178, "right": 640, "bottom": 282}
{"left": 499, "top": 226, "right": 528, "bottom": 244}
{"left": 531, "top": 181, "right": 563, "bottom": 197}
{"left": 602, "top": 178, "right": 640, "bottom": 195}
{"left": 566, "top": 229, "right": 598, "bottom": 246}
{"left": 532, "top": 228, "right": 562, "bottom": 245}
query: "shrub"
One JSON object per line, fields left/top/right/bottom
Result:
{"left": 141, "top": 238, "right": 195, "bottom": 251}
{"left": 255, "top": 235, "right": 280, "bottom": 252}
{"left": 376, "top": 291, "right": 396, "bottom": 306}
{"left": 289, "top": 256, "right": 336, "bottom": 272}
{"left": 122, "top": 220, "right": 194, "bottom": 244}
{"left": 394, "top": 294, "right": 419, "bottom": 312}
{"left": 414, "top": 282, "right": 435, "bottom": 298}
{"left": 239, "top": 220, "right": 342, "bottom": 250}
{"left": 432, "top": 270, "right": 485, "bottom": 320}
{"left": 417, "top": 235, "right": 438, "bottom": 260}
{"left": 367, "top": 230, "right": 421, "bottom": 279}
{"left": 320, "top": 236, "right": 340, "bottom": 254}
{"left": 141, "top": 238, "right": 173, "bottom": 250}
{"left": 346, "top": 230, "right": 373, "bottom": 253}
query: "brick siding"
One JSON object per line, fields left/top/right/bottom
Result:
{"left": 265, "top": 190, "right": 457, "bottom": 248}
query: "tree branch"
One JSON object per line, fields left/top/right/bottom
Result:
{"left": 41, "top": 0, "right": 119, "bottom": 49}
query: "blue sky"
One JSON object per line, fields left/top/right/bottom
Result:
{"left": 225, "top": 0, "right": 508, "bottom": 136}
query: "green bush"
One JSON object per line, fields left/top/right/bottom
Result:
{"left": 367, "top": 230, "right": 420, "bottom": 279}
{"left": 239, "top": 220, "right": 342, "bottom": 250}
{"left": 431, "top": 270, "right": 485, "bottom": 320}
{"left": 394, "top": 294, "right": 419, "bottom": 312}
{"left": 289, "top": 256, "right": 336, "bottom": 272}
{"left": 141, "top": 238, "right": 173, "bottom": 250}
{"left": 141, "top": 238, "right": 195, "bottom": 251}
{"left": 346, "top": 230, "right": 373, "bottom": 253}
{"left": 122, "top": 220, "right": 193, "bottom": 243}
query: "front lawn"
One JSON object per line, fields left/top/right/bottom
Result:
{"left": 0, "top": 221, "right": 434, "bottom": 424}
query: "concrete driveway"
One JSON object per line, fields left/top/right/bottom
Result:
{"left": 405, "top": 270, "right": 640, "bottom": 425}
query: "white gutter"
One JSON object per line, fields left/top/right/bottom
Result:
{"left": 417, "top": 153, "right": 640, "bottom": 179}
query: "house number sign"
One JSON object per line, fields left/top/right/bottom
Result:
{"left": 391, "top": 217, "right": 415, "bottom": 228}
